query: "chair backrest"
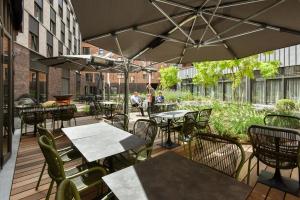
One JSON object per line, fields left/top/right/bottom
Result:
{"left": 248, "top": 124, "right": 300, "bottom": 170}
{"left": 198, "top": 108, "right": 212, "bottom": 122}
{"left": 166, "top": 104, "right": 177, "bottom": 111}
{"left": 111, "top": 113, "right": 129, "bottom": 131}
{"left": 133, "top": 119, "right": 158, "bottom": 148}
{"left": 184, "top": 111, "right": 199, "bottom": 121}
{"left": 56, "top": 179, "right": 81, "bottom": 200}
{"left": 37, "top": 125, "right": 58, "bottom": 149}
{"left": 21, "top": 106, "right": 45, "bottom": 124}
{"left": 192, "top": 133, "right": 245, "bottom": 179}
{"left": 264, "top": 114, "right": 300, "bottom": 129}
{"left": 182, "top": 114, "right": 198, "bottom": 137}
{"left": 38, "top": 135, "right": 66, "bottom": 183}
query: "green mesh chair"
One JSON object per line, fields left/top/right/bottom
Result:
{"left": 192, "top": 133, "right": 245, "bottom": 179}
{"left": 104, "top": 119, "right": 158, "bottom": 171}
{"left": 196, "top": 108, "right": 212, "bottom": 134}
{"left": 111, "top": 113, "right": 129, "bottom": 131}
{"left": 36, "top": 126, "right": 82, "bottom": 190}
{"left": 56, "top": 179, "right": 114, "bottom": 200}
{"left": 38, "top": 135, "right": 107, "bottom": 200}
{"left": 177, "top": 114, "right": 198, "bottom": 159}
{"left": 264, "top": 114, "right": 300, "bottom": 129}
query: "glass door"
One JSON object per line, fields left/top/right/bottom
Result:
{"left": 0, "top": 30, "right": 13, "bottom": 167}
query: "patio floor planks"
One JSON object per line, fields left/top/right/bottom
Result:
{"left": 9, "top": 116, "right": 300, "bottom": 200}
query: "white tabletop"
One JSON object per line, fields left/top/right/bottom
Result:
{"left": 62, "top": 122, "right": 145, "bottom": 162}
{"left": 153, "top": 110, "right": 190, "bottom": 119}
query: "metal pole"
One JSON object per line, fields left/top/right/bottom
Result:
{"left": 124, "top": 69, "right": 129, "bottom": 115}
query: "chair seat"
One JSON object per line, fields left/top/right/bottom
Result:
{"left": 65, "top": 163, "right": 106, "bottom": 192}
{"left": 60, "top": 149, "right": 82, "bottom": 163}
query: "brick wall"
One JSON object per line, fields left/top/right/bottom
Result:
{"left": 13, "top": 43, "right": 30, "bottom": 100}
{"left": 48, "top": 68, "right": 62, "bottom": 100}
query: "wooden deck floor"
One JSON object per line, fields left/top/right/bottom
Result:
{"left": 9, "top": 116, "right": 300, "bottom": 200}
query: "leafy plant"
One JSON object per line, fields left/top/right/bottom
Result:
{"left": 275, "top": 99, "right": 297, "bottom": 113}
{"left": 159, "top": 66, "right": 181, "bottom": 89}
{"left": 192, "top": 54, "right": 280, "bottom": 100}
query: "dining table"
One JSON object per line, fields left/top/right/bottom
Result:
{"left": 99, "top": 101, "right": 121, "bottom": 118}
{"left": 103, "top": 151, "right": 251, "bottom": 200}
{"left": 153, "top": 110, "right": 190, "bottom": 149}
{"left": 62, "top": 122, "right": 145, "bottom": 162}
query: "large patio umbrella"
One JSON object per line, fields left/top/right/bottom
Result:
{"left": 71, "top": 0, "right": 300, "bottom": 64}
{"left": 38, "top": 55, "right": 97, "bottom": 71}
{"left": 39, "top": 55, "right": 156, "bottom": 114}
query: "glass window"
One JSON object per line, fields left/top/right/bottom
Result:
{"left": 85, "top": 73, "right": 93, "bottom": 82}
{"left": 38, "top": 73, "right": 47, "bottom": 102}
{"left": 62, "top": 69, "right": 70, "bottom": 94}
{"left": 67, "top": 9, "right": 70, "bottom": 28}
{"left": 47, "top": 31, "right": 53, "bottom": 57}
{"left": 266, "top": 79, "right": 283, "bottom": 104}
{"left": 50, "top": 7, "right": 56, "bottom": 35}
{"left": 30, "top": 71, "right": 47, "bottom": 102}
{"left": 76, "top": 72, "right": 81, "bottom": 96}
{"left": 68, "top": 31, "right": 71, "bottom": 49}
{"left": 224, "top": 82, "right": 232, "bottom": 101}
{"left": 59, "top": 41, "right": 63, "bottom": 56}
{"left": 251, "top": 79, "right": 265, "bottom": 104}
{"left": 290, "top": 46, "right": 296, "bottom": 66}
{"left": 61, "top": 21, "right": 65, "bottom": 43}
{"left": 286, "top": 78, "right": 300, "bottom": 101}
{"left": 82, "top": 47, "right": 90, "bottom": 55}
{"left": 29, "top": 71, "right": 37, "bottom": 99}
{"left": 34, "top": 0, "right": 43, "bottom": 22}
{"left": 284, "top": 47, "right": 289, "bottom": 67}
{"left": 29, "top": 16, "right": 39, "bottom": 52}
{"left": 58, "top": 0, "right": 63, "bottom": 17}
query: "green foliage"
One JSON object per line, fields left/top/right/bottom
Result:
{"left": 159, "top": 89, "right": 195, "bottom": 102}
{"left": 179, "top": 101, "right": 266, "bottom": 141}
{"left": 275, "top": 99, "right": 297, "bottom": 113}
{"left": 159, "top": 66, "right": 181, "bottom": 89}
{"left": 192, "top": 54, "right": 280, "bottom": 99}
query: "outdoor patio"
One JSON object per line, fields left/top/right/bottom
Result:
{"left": 6, "top": 114, "right": 300, "bottom": 200}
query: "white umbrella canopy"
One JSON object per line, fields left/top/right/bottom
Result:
{"left": 71, "top": 0, "right": 300, "bottom": 64}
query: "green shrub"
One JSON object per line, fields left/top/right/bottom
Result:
{"left": 180, "top": 101, "right": 266, "bottom": 141}
{"left": 275, "top": 99, "right": 296, "bottom": 113}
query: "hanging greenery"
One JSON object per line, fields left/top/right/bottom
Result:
{"left": 192, "top": 54, "right": 280, "bottom": 100}
{"left": 159, "top": 65, "right": 181, "bottom": 89}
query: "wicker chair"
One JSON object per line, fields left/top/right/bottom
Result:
{"left": 192, "top": 133, "right": 245, "bottom": 179}
{"left": 105, "top": 119, "right": 158, "bottom": 171}
{"left": 111, "top": 113, "right": 129, "bottom": 131}
{"left": 247, "top": 125, "right": 300, "bottom": 186}
{"left": 52, "top": 105, "right": 77, "bottom": 130}
{"left": 20, "top": 106, "right": 46, "bottom": 135}
{"left": 35, "top": 126, "right": 82, "bottom": 190}
{"left": 38, "top": 135, "right": 107, "bottom": 200}
{"left": 177, "top": 114, "right": 198, "bottom": 159}
{"left": 56, "top": 179, "right": 114, "bottom": 200}
{"left": 196, "top": 108, "right": 212, "bottom": 134}
{"left": 264, "top": 114, "right": 300, "bottom": 129}
{"left": 147, "top": 106, "right": 168, "bottom": 145}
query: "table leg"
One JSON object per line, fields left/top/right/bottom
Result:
{"left": 162, "top": 119, "right": 179, "bottom": 149}
{"left": 258, "top": 168, "right": 300, "bottom": 196}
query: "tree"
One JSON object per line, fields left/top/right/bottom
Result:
{"left": 192, "top": 54, "right": 280, "bottom": 100}
{"left": 159, "top": 66, "right": 181, "bottom": 89}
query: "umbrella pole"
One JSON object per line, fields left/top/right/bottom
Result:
{"left": 124, "top": 69, "right": 129, "bottom": 115}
